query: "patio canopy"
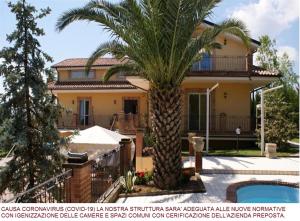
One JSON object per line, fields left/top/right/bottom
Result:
{"left": 68, "top": 126, "right": 135, "bottom": 160}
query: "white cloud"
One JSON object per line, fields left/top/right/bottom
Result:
{"left": 253, "top": 45, "right": 298, "bottom": 66}
{"left": 277, "top": 46, "right": 298, "bottom": 61}
{"left": 230, "top": 0, "right": 299, "bottom": 38}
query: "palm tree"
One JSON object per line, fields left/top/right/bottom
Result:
{"left": 56, "top": 0, "right": 250, "bottom": 189}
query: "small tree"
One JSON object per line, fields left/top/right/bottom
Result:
{"left": 262, "top": 93, "right": 298, "bottom": 148}
{"left": 0, "top": 0, "right": 64, "bottom": 195}
{"left": 255, "top": 35, "right": 299, "bottom": 147}
{"left": 256, "top": 35, "right": 279, "bottom": 72}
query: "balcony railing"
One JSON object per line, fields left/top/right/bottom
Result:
{"left": 2, "top": 170, "right": 72, "bottom": 203}
{"left": 182, "top": 114, "right": 253, "bottom": 135}
{"left": 58, "top": 111, "right": 253, "bottom": 135}
{"left": 91, "top": 147, "right": 120, "bottom": 202}
{"left": 57, "top": 112, "right": 148, "bottom": 134}
{"left": 191, "top": 56, "right": 251, "bottom": 72}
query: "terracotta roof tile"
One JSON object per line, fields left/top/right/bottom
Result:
{"left": 51, "top": 58, "right": 124, "bottom": 68}
{"left": 252, "top": 66, "right": 279, "bottom": 76}
{"left": 48, "top": 81, "right": 137, "bottom": 90}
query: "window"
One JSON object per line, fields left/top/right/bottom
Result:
{"left": 124, "top": 99, "right": 138, "bottom": 114}
{"left": 70, "top": 70, "right": 95, "bottom": 79}
{"left": 191, "top": 53, "right": 212, "bottom": 71}
{"left": 188, "top": 93, "right": 207, "bottom": 131}
{"left": 79, "top": 99, "right": 90, "bottom": 126}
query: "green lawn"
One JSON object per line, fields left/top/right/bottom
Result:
{"left": 182, "top": 146, "right": 299, "bottom": 157}
{"left": 291, "top": 138, "right": 299, "bottom": 143}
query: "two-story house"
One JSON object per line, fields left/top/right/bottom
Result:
{"left": 49, "top": 20, "right": 278, "bottom": 147}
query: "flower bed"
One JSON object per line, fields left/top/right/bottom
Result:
{"left": 119, "top": 172, "right": 205, "bottom": 198}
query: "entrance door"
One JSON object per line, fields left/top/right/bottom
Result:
{"left": 79, "top": 99, "right": 90, "bottom": 126}
{"left": 124, "top": 99, "right": 138, "bottom": 114}
{"left": 188, "top": 93, "right": 207, "bottom": 131}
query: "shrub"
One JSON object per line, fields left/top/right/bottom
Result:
{"left": 143, "top": 129, "right": 155, "bottom": 147}
{"left": 120, "top": 171, "right": 137, "bottom": 193}
{"left": 134, "top": 171, "right": 153, "bottom": 185}
{"left": 144, "top": 171, "right": 153, "bottom": 184}
{"left": 256, "top": 93, "right": 298, "bottom": 149}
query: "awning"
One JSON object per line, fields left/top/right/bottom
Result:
{"left": 67, "top": 126, "right": 135, "bottom": 160}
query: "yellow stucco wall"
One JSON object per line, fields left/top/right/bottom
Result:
{"left": 135, "top": 156, "right": 153, "bottom": 172}
{"left": 56, "top": 82, "right": 251, "bottom": 129}
{"left": 180, "top": 82, "right": 252, "bottom": 132}
{"left": 214, "top": 83, "right": 251, "bottom": 116}
{"left": 214, "top": 35, "right": 249, "bottom": 56}
{"left": 57, "top": 92, "right": 148, "bottom": 128}
{"left": 181, "top": 82, "right": 251, "bottom": 117}
{"left": 195, "top": 26, "right": 250, "bottom": 56}
{"left": 58, "top": 92, "right": 147, "bottom": 114}
{"left": 57, "top": 69, "right": 121, "bottom": 81}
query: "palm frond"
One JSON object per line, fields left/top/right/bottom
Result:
{"left": 203, "top": 18, "right": 250, "bottom": 49}
{"left": 57, "top": 0, "right": 251, "bottom": 89}
{"left": 85, "top": 41, "right": 127, "bottom": 74}
{"left": 56, "top": 5, "right": 129, "bottom": 44}
{"left": 56, "top": 8, "right": 103, "bottom": 31}
{"left": 103, "top": 63, "right": 141, "bottom": 82}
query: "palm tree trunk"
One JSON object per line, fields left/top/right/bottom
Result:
{"left": 149, "top": 87, "right": 182, "bottom": 189}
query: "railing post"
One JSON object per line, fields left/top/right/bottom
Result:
{"left": 63, "top": 160, "right": 92, "bottom": 203}
{"left": 118, "top": 112, "right": 125, "bottom": 133}
{"left": 71, "top": 113, "right": 77, "bottom": 128}
{"left": 136, "top": 128, "right": 144, "bottom": 158}
{"left": 195, "top": 151, "right": 202, "bottom": 173}
{"left": 246, "top": 53, "right": 253, "bottom": 73}
{"left": 119, "top": 138, "right": 132, "bottom": 176}
{"left": 128, "top": 113, "right": 135, "bottom": 131}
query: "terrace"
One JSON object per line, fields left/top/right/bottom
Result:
{"left": 57, "top": 112, "right": 254, "bottom": 137}
{"left": 57, "top": 112, "right": 148, "bottom": 135}
{"left": 190, "top": 55, "right": 252, "bottom": 73}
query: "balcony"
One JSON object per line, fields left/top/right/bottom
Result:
{"left": 58, "top": 111, "right": 254, "bottom": 136}
{"left": 57, "top": 112, "right": 148, "bottom": 134}
{"left": 182, "top": 114, "right": 254, "bottom": 135}
{"left": 191, "top": 55, "right": 252, "bottom": 72}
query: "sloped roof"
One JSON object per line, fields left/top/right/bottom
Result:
{"left": 252, "top": 66, "right": 280, "bottom": 76}
{"left": 48, "top": 80, "right": 137, "bottom": 90}
{"left": 52, "top": 58, "right": 124, "bottom": 68}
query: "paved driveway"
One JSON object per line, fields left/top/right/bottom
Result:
{"left": 117, "top": 174, "right": 299, "bottom": 203}
{"left": 183, "top": 156, "right": 299, "bottom": 173}
{"left": 117, "top": 157, "right": 299, "bottom": 203}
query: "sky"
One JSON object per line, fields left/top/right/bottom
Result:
{"left": 0, "top": 0, "right": 299, "bottom": 93}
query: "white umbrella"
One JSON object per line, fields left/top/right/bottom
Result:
{"left": 68, "top": 126, "right": 135, "bottom": 160}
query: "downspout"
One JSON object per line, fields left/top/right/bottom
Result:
{"left": 206, "top": 83, "right": 219, "bottom": 153}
